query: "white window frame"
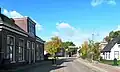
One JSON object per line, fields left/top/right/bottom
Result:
{"left": 7, "top": 35, "right": 16, "bottom": 63}
{"left": 114, "top": 51, "right": 119, "bottom": 59}
{"left": 108, "top": 52, "right": 110, "bottom": 59}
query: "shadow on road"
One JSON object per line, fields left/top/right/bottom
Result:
{"left": 20, "top": 58, "right": 76, "bottom": 72}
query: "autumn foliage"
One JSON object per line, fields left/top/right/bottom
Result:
{"left": 45, "top": 36, "right": 62, "bottom": 56}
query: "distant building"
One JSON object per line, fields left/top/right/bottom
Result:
{"left": 101, "top": 37, "right": 120, "bottom": 60}
{"left": 99, "top": 42, "right": 108, "bottom": 51}
{"left": 56, "top": 48, "right": 65, "bottom": 57}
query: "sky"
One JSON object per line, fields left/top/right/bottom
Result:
{"left": 0, "top": 0, "right": 120, "bottom": 46}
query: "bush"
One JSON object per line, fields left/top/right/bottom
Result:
{"left": 81, "top": 55, "right": 87, "bottom": 59}
{"left": 100, "top": 56, "right": 103, "bottom": 61}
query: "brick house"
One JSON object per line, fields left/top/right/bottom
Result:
{"left": 0, "top": 9, "right": 45, "bottom": 68}
{"left": 13, "top": 16, "right": 45, "bottom": 63}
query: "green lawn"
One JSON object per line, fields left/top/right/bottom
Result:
{"left": 118, "top": 60, "right": 120, "bottom": 64}
{"left": 100, "top": 60, "right": 120, "bottom": 66}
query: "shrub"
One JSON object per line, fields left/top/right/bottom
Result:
{"left": 100, "top": 56, "right": 103, "bottom": 61}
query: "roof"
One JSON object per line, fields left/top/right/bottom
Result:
{"left": 100, "top": 42, "right": 108, "bottom": 45}
{"left": 0, "top": 14, "right": 28, "bottom": 35}
{"left": 36, "top": 36, "right": 45, "bottom": 43}
{"left": 13, "top": 17, "right": 36, "bottom": 25}
{"left": 68, "top": 46, "right": 78, "bottom": 48}
{"left": 102, "top": 37, "right": 120, "bottom": 52}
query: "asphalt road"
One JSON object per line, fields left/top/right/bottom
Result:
{"left": 54, "top": 57, "right": 98, "bottom": 72}
{"left": 20, "top": 57, "right": 99, "bottom": 72}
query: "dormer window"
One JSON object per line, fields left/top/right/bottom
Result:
{"left": 118, "top": 45, "right": 120, "bottom": 48}
{"left": 28, "top": 21, "right": 35, "bottom": 37}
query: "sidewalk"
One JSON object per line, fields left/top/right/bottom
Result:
{"left": 92, "top": 62, "right": 120, "bottom": 72}
{"left": 77, "top": 58, "right": 120, "bottom": 72}
{"left": 0, "top": 61, "right": 51, "bottom": 72}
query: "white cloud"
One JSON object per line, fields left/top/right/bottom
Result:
{"left": 52, "top": 32, "right": 59, "bottom": 36}
{"left": 56, "top": 22, "right": 74, "bottom": 30}
{"left": 32, "top": 19, "right": 43, "bottom": 31}
{"left": 3, "top": 9, "right": 23, "bottom": 18}
{"left": 107, "top": 0, "right": 116, "bottom": 5}
{"left": 36, "top": 23, "right": 42, "bottom": 31}
{"left": 53, "top": 22, "right": 93, "bottom": 46}
{"left": 2, "top": 9, "right": 43, "bottom": 35}
{"left": 56, "top": 22, "right": 75, "bottom": 37}
{"left": 51, "top": 22, "right": 112, "bottom": 46}
{"left": 3, "top": 9, "right": 9, "bottom": 15}
{"left": 91, "top": 0, "right": 103, "bottom": 7}
{"left": 91, "top": 0, "right": 116, "bottom": 7}
{"left": 32, "top": 19, "right": 43, "bottom": 35}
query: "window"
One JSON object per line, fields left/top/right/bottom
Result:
{"left": 26, "top": 41, "right": 31, "bottom": 62}
{"left": 105, "top": 52, "right": 107, "bottom": 59}
{"left": 18, "top": 38, "right": 24, "bottom": 61}
{"left": 109, "top": 52, "right": 110, "bottom": 59}
{"left": 32, "top": 42, "right": 35, "bottom": 49}
{"left": 39, "top": 44, "right": 43, "bottom": 60}
{"left": 40, "top": 44, "right": 42, "bottom": 54}
{"left": 36, "top": 44, "right": 40, "bottom": 60}
{"left": 118, "top": 45, "right": 120, "bottom": 48}
{"left": 28, "top": 21, "right": 35, "bottom": 36}
{"left": 114, "top": 51, "right": 119, "bottom": 59}
{"left": 32, "top": 42, "right": 35, "bottom": 62}
{"left": 7, "top": 35, "right": 15, "bottom": 62}
{"left": 27, "top": 41, "right": 31, "bottom": 49}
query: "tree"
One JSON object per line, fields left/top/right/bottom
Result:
{"left": 45, "top": 36, "right": 62, "bottom": 56}
{"left": 61, "top": 41, "right": 76, "bottom": 54}
{"left": 104, "top": 36, "right": 111, "bottom": 43}
{"left": 104, "top": 30, "right": 120, "bottom": 42}
{"left": 87, "top": 40, "right": 94, "bottom": 61}
{"left": 93, "top": 42, "right": 100, "bottom": 61}
{"left": 62, "top": 41, "right": 75, "bottom": 49}
{"left": 80, "top": 40, "right": 100, "bottom": 61}
{"left": 80, "top": 41, "right": 88, "bottom": 59}
{"left": 109, "top": 31, "right": 114, "bottom": 38}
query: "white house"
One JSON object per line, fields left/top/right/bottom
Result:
{"left": 101, "top": 37, "right": 120, "bottom": 60}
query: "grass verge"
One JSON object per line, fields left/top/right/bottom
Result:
{"left": 100, "top": 60, "right": 120, "bottom": 66}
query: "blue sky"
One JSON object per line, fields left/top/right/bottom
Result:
{"left": 0, "top": 0, "right": 120, "bottom": 46}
